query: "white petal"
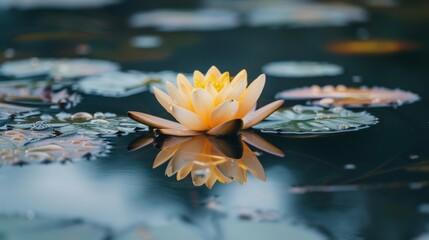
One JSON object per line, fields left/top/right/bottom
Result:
{"left": 210, "top": 99, "right": 239, "bottom": 128}
{"left": 207, "top": 119, "right": 243, "bottom": 136}
{"left": 230, "top": 69, "right": 247, "bottom": 88}
{"left": 237, "top": 74, "right": 266, "bottom": 117}
{"left": 192, "top": 88, "right": 214, "bottom": 124}
{"left": 242, "top": 100, "right": 284, "bottom": 129}
{"left": 206, "top": 66, "right": 222, "bottom": 78}
{"left": 172, "top": 105, "right": 208, "bottom": 131}
{"left": 226, "top": 77, "right": 246, "bottom": 100}
{"left": 153, "top": 87, "right": 172, "bottom": 113}
{"left": 128, "top": 111, "right": 185, "bottom": 130}
{"left": 167, "top": 81, "right": 192, "bottom": 110}
{"left": 177, "top": 74, "right": 193, "bottom": 98}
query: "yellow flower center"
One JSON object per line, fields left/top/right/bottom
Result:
{"left": 194, "top": 72, "right": 230, "bottom": 92}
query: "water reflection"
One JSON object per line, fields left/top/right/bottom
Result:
{"left": 129, "top": 131, "right": 284, "bottom": 188}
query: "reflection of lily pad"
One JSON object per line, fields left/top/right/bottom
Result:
{"left": 0, "top": 130, "right": 106, "bottom": 165}
{"left": 276, "top": 85, "right": 420, "bottom": 107}
{"left": 0, "top": 58, "right": 119, "bottom": 78}
{"left": 262, "top": 61, "right": 343, "bottom": 78}
{"left": 10, "top": 112, "right": 148, "bottom": 137}
{"left": 253, "top": 105, "right": 377, "bottom": 135}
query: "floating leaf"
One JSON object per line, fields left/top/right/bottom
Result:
{"left": 0, "top": 58, "right": 119, "bottom": 79}
{"left": 247, "top": 3, "right": 366, "bottom": 27}
{"left": 9, "top": 112, "right": 148, "bottom": 137}
{"left": 129, "top": 9, "right": 240, "bottom": 31}
{"left": 130, "top": 35, "right": 163, "bottom": 48}
{"left": 253, "top": 105, "right": 378, "bottom": 135}
{"left": 325, "top": 39, "right": 419, "bottom": 55}
{"left": 74, "top": 70, "right": 192, "bottom": 97}
{"left": 0, "top": 103, "right": 39, "bottom": 121}
{"left": 0, "top": 129, "right": 107, "bottom": 165}
{"left": 276, "top": 85, "right": 420, "bottom": 107}
{"left": 0, "top": 79, "right": 80, "bottom": 109}
{"left": 262, "top": 61, "right": 343, "bottom": 78}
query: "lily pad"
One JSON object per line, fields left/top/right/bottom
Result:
{"left": 0, "top": 129, "right": 107, "bottom": 165}
{"left": 0, "top": 58, "right": 119, "bottom": 79}
{"left": 262, "top": 61, "right": 343, "bottom": 78}
{"left": 129, "top": 9, "right": 240, "bottom": 31}
{"left": 276, "top": 85, "right": 420, "bottom": 107}
{"left": 0, "top": 103, "right": 39, "bottom": 121}
{"left": 0, "top": 79, "right": 80, "bottom": 108}
{"left": 74, "top": 70, "right": 193, "bottom": 97}
{"left": 253, "top": 105, "right": 378, "bottom": 135}
{"left": 9, "top": 112, "right": 148, "bottom": 137}
{"left": 247, "top": 3, "right": 366, "bottom": 27}
{"left": 325, "top": 39, "right": 419, "bottom": 55}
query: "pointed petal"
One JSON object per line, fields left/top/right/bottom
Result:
{"left": 162, "top": 137, "right": 192, "bottom": 148}
{"left": 207, "top": 119, "right": 243, "bottom": 136}
{"left": 226, "top": 77, "right": 246, "bottom": 100}
{"left": 171, "top": 105, "right": 208, "bottom": 131}
{"left": 194, "top": 70, "right": 205, "bottom": 88}
{"left": 192, "top": 88, "right": 214, "bottom": 124}
{"left": 242, "top": 100, "right": 284, "bottom": 129}
{"left": 191, "top": 165, "right": 211, "bottom": 186}
{"left": 230, "top": 69, "right": 247, "bottom": 88}
{"left": 240, "top": 144, "right": 266, "bottom": 181}
{"left": 177, "top": 163, "right": 193, "bottom": 180}
{"left": 153, "top": 148, "right": 176, "bottom": 168}
{"left": 205, "top": 81, "right": 217, "bottom": 97}
{"left": 205, "top": 173, "right": 218, "bottom": 189}
{"left": 206, "top": 66, "right": 222, "bottom": 78}
{"left": 167, "top": 81, "right": 192, "bottom": 110}
{"left": 127, "top": 135, "right": 154, "bottom": 152}
{"left": 237, "top": 74, "right": 266, "bottom": 117}
{"left": 241, "top": 131, "right": 284, "bottom": 157}
{"left": 153, "top": 87, "right": 173, "bottom": 113}
{"left": 210, "top": 99, "right": 239, "bottom": 128}
{"left": 128, "top": 111, "right": 185, "bottom": 130}
{"left": 177, "top": 74, "right": 193, "bottom": 100}
{"left": 159, "top": 128, "right": 201, "bottom": 137}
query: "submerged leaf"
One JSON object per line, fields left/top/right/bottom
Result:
{"left": 9, "top": 112, "right": 148, "bottom": 137}
{"left": 276, "top": 85, "right": 419, "bottom": 107}
{"left": 253, "top": 105, "right": 378, "bottom": 135}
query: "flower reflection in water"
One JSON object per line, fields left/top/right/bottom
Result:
{"left": 129, "top": 131, "right": 284, "bottom": 188}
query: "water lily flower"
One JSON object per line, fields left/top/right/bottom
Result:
{"left": 128, "top": 66, "right": 284, "bottom": 136}
{"left": 128, "top": 131, "right": 284, "bottom": 188}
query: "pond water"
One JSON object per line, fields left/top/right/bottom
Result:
{"left": 1, "top": 1, "right": 429, "bottom": 239}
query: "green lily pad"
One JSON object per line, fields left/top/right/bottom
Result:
{"left": 9, "top": 112, "right": 148, "bottom": 137}
{"left": 0, "top": 129, "right": 107, "bottom": 165}
{"left": 253, "top": 105, "right": 378, "bottom": 135}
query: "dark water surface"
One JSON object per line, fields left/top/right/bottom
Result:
{"left": 1, "top": 1, "right": 429, "bottom": 239}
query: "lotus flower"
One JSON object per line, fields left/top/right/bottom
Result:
{"left": 128, "top": 66, "right": 284, "bottom": 136}
{"left": 128, "top": 131, "right": 284, "bottom": 188}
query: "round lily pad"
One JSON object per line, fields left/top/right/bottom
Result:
{"left": 276, "top": 85, "right": 420, "bottom": 107}
{"left": 9, "top": 112, "right": 148, "bottom": 137}
{"left": 253, "top": 105, "right": 378, "bottom": 135}
{"left": 262, "top": 61, "right": 343, "bottom": 78}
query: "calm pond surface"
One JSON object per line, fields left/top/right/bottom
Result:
{"left": 1, "top": 1, "right": 429, "bottom": 239}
